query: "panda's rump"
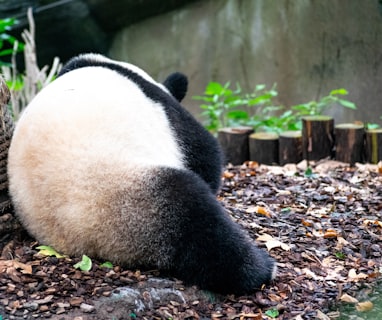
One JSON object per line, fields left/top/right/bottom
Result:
{"left": 7, "top": 66, "right": 185, "bottom": 263}
{"left": 9, "top": 150, "right": 177, "bottom": 268}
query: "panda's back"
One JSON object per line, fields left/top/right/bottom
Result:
{"left": 12, "top": 66, "right": 184, "bottom": 171}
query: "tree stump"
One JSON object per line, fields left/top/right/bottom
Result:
{"left": 249, "top": 132, "right": 279, "bottom": 165}
{"left": 334, "top": 123, "right": 365, "bottom": 165}
{"left": 279, "top": 131, "right": 302, "bottom": 165}
{"left": 365, "top": 128, "right": 382, "bottom": 164}
{"left": 302, "top": 115, "right": 334, "bottom": 161}
{"left": 217, "top": 127, "right": 254, "bottom": 165}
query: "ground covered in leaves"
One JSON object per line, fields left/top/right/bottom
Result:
{"left": 0, "top": 160, "right": 381, "bottom": 320}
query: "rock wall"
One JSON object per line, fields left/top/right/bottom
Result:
{"left": 109, "top": 0, "right": 382, "bottom": 125}
{"left": 0, "top": 0, "right": 197, "bottom": 69}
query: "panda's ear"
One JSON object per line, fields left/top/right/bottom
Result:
{"left": 163, "top": 72, "right": 188, "bottom": 102}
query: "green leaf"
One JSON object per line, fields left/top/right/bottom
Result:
{"left": 265, "top": 308, "right": 279, "bottom": 318}
{"left": 291, "top": 104, "right": 310, "bottom": 111}
{"left": 74, "top": 255, "right": 93, "bottom": 271}
{"left": 366, "top": 123, "right": 380, "bottom": 130}
{"left": 0, "top": 48, "right": 16, "bottom": 56}
{"left": 280, "top": 109, "right": 293, "bottom": 118}
{"left": 233, "top": 82, "right": 242, "bottom": 95}
{"left": 226, "top": 110, "right": 249, "bottom": 120}
{"left": 205, "top": 82, "right": 225, "bottom": 95}
{"left": 330, "top": 88, "right": 348, "bottom": 96}
{"left": 269, "top": 89, "right": 278, "bottom": 97}
{"left": 337, "top": 99, "right": 356, "bottom": 109}
{"left": 288, "top": 121, "right": 302, "bottom": 131}
{"left": 36, "top": 245, "right": 66, "bottom": 258}
{"left": 262, "top": 105, "right": 284, "bottom": 113}
{"left": 0, "top": 18, "right": 17, "bottom": 33}
{"left": 335, "top": 251, "right": 346, "bottom": 260}
{"left": 100, "top": 261, "right": 113, "bottom": 268}
{"left": 224, "top": 95, "right": 243, "bottom": 107}
{"left": 305, "top": 167, "right": 313, "bottom": 177}
{"left": 255, "top": 84, "right": 266, "bottom": 91}
{"left": 192, "top": 95, "right": 212, "bottom": 102}
{"left": 280, "top": 207, "right": 291, "bottom": 213}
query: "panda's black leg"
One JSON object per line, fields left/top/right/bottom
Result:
{"left": 151, "top": 167, "right": 276, "bottom": 295}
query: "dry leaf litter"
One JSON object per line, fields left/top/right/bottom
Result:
{"left": 0, "top": 160, "right": 381, "bottom": 319}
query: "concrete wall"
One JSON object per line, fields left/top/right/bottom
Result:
{"left": 109, "top": 0, "right": 382, "bottom": 125}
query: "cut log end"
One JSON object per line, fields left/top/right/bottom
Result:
{"left": 365, "top": 128, "right": 382, "bottom": 164}
{"left": 302, "top": 116, "right": 334, "bottom": 161}
{"left": 279, "top": 131, "right": 302, "bottom": 165}
{"left": 335, "top": 123, "right": 365, "bottom": 165}
{"left": 218, "top": 126, "right": 254, "bottom": 165}
{"left": 249, "top": 132, "right": 279, "bottom": 165}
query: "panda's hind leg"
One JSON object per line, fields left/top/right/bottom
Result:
{"left": 150, "top": 167, "right": 275, "bottom": 295}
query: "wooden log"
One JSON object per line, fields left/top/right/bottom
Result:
{"left": 249, "top": 132, "right": 279, "bottom": 165}
{"left": 279, "top": 131, "right": 302, "bottom": 165}
{"left": 302, "top": 115, "right": 334, "bottom": 161}
{"left": 334, "top": 123, "right": 365, "bottom": 165}
{"left": 217, "top": 126, "right": 254, "bottom": 165}
{"left": 365, "top": 128, "right": 382, "bottom": 164}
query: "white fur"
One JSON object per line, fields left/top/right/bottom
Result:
{"left": 13, "top": 66, "right": 184, "bottom": 169}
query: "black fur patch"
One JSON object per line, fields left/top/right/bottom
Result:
{"left": 150, "top": 167, "right": 275, "bottom": 294}
{"left": 163, "top": 72, "right": 188, "bottom": 102}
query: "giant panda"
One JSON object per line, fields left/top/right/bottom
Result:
{"left": 7, "top": 53, "right": 276, "bottom": 295}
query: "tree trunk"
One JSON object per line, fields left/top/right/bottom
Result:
{"left": 279, "top": 131, "right": 302, "bottom": 165}
{"left": 249, "top": 132, "right": 279, "bottom": 165}
{"left": 217, "top": 127, "right": 254, "bottom": 165}
{"left": 0, "top": 76, "right": 21, "bottom": 245}
{"left": 302, "top": 115, "right": 334, "bottom": 161}
{"left": 0, "top": 76, "right": 14, "bottom": 211}
{"left": 365, "top": 128, "right": 382, "bottom": 164}
{"left": 334, "top": 123, "right": 365, "bottom": 165}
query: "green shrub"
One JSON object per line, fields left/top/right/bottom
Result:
{"left": 0, "top": 18, "right": 24, "bottom": 67}
{"left": 194, "top": 82, "right": 357, "bottom": 134}
{"left": 193, "top": 82, "right": 277, "bottom": 134}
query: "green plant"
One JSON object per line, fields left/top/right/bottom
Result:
{"left": 249, "top": 107, "right": 301, "bottom": 133}
{"left": 195, "top": 83, "right": 358, "bottom": 134}
{"left": 366, "top": 123, "right": 380, "bottom": 130}
{"left": 1, "top": 8, "right": 61, "bottom": 119}
{"left": 0, "top": 17, "right": 24, "bottom": 66}
{"left": 291, "top": 88, "right": 356, "bottom": 117}
{"left": 193, "top": 81, "right": 240, "bottom": 132}
{"left": 193, "top": 82, "right": 277, "bottom": 134}
{"left": 365, "top": 116, "right": 382, "bottom": 130}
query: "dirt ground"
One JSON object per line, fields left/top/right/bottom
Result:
{"left": 0, "top": 160, "right": 381, "bottom": 319}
